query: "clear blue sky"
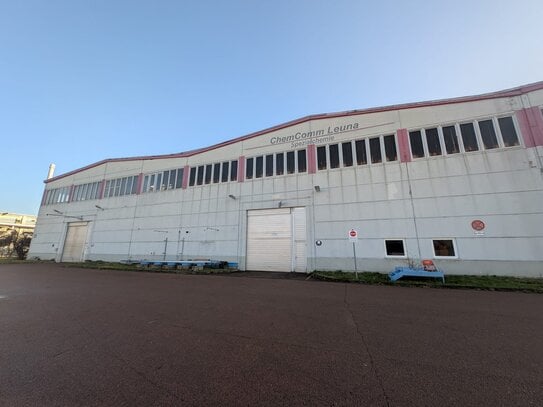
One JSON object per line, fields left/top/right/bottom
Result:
{"left": 1, "top": 0, "right": 542, "bottom": 214}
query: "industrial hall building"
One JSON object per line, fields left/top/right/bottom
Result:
{"left": 29, "top": 82, "right": 543, "bottom": 277}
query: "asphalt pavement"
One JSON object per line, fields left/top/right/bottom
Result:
{"left": 0, "top": 264, "right": 541, "bottom": 406}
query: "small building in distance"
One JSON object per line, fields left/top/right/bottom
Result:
{"left": 28, "top": 82, "right": 543, "bottom": 276}
{"left": 0, "top": 212, "right": 37, "bottom": 258}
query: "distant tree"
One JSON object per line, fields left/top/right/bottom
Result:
{"left": 14, "top": 233, "right": 32, "bottom": 260}
{"left": 0, "top": 230, "right": 16, "bottom": 257}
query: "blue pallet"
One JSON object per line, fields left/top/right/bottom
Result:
{"left": 389, "top": 266, "right": 445, "bottom": 283}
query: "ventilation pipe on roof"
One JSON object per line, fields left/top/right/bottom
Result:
{"left": 47, "top": 163, "right": 56, "bottom": 179}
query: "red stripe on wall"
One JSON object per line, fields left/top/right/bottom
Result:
{"left": 136, "top": 173, "right": 143, "bottom": 195}
{"left": 98, "top": 180, "right": 105, "bottom": 199}
{"left": 307, "top": 144, "right": 317, "bottom": 174}
{"left": 396, "top": 128, "right": 411, "bottom": 162}
{"left": 238, "top": 156, "right": 245, "bottom": 182}
{"left": 526, "top": 107, "right": 543, "bottom": 146}
{"left": 182, "top": 165, "right": 190, "bottom": 189}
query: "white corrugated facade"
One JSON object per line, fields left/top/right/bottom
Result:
{"left": 29, "top": 82, "right": 543, "bottom": 276}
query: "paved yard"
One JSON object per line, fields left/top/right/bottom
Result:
{"left": 0, "top": 264, "right": 541, "bottom": 406}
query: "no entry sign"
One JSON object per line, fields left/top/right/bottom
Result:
{"left": 348, "top": 229, "right": 358, "bottom": 242}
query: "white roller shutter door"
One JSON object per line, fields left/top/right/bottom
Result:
{"left": 246, "top": 208, "right": 306, "bottom": 272}
{"left": 61, "top": 222, "right": 88, "bottom": 262}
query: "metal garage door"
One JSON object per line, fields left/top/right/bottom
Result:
{"left": 61, "top": 222, "right": 88, "bottom": 262}
{"left": 246, "top": 207, "right": 306, "bottom": 272}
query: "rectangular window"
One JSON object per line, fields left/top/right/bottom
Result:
{"left": 120, "top": 178, "right": 127, "bottom": 195}
{"left": 169, "top": 170, "right": 176, "bottom": 189}
{"left": 255, "top": 156, "right": 263, "bottom": 178}
{"left": 385, "top": 239, "right": 405, "bottom": 257}
{"left": 409, "top": 130, "right": 425, "bottom": 158}
{"left": 175, "top": 169, "right": 183, "bottom": 188}
{"left": 369, "top": 137, "right": 382, "bottom": 163}
{"left": 297, "top": 149, "right": 307, "bottom": 172}
{"left": 287, "top": 151, "right": 295, "bottom": 174}
{"left": 342, "top": 142, "right": 353, "bottom": 167}
{"left": 478, "top": 120, "right": 499, "bottom": 149}
{"left": 230, "top": 160, "right": 238, "bottom": 181}
{"left": 221, "top": 162, "right": 229, "bottom": 182}
{"left": 433, "top": 239, "right": 456, "bottom": 257}
{"left": 213, "top": 164, "right": 220, "bottom": 183}
{"left": 204, "top": 164, "right": 212, "bottom": 184}
{"left": 355, "top": 139, "right": 367, "bottom": 165}
{"left": 317, "top": 146, "right": 327, "bottom": 170}
{"left": 149, "top": 174, "right": 156, "bottom": 191}
{"left": 114, "top": 179, "right": 122, "bottom": 196}
{"left": 196, "top": 166, "right": 204, "bottom": 185}
{"left": 329, "top": 144, "right": 340, "bottom": 168}
{"left": 425, "top": 128, "right": 442, "bottom": 156}
{"left": 276, "top": 153, "right": 284, "bottom": 175}
{"left": 246, "top": 157, "right": 254, "bottom": 179}
{"left": 460, "top": 123, "right": 479, "bottom": 152}
{"left": 498, "top": 117, "right": 519, "bottom": 147}
{"left": 442, "top": 125, "right": 460, "bottom": 154}
{"left": 162, "top": 171, "right": 169, "bottom": 190}
{"left": 155, "top": 174, "right": 162, "bottom": 192}
{"left": 265, "top": 155, "right": 273, "bottom": 176}
{"left": 383, "top": 135, "right": 397, "bottom": 161}
{"left": 189, "top": 168, "right": 196, "bottom": 186}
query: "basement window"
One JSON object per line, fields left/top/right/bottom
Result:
{"left": 433, "top": 239, "right": 456, "bottom": 257}
{"left": 385, "top": 239, "right": 406, "bottom": 257}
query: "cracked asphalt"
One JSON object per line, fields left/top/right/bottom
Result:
{"left": 1, "top": 264, "right": 542, "bottom": 406}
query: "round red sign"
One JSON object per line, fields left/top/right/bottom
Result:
{"left": 349, "top": 229, "right": 357, "bottom": 237}
{"left": 471, "top": 220, "right": 485, "bottom": 231}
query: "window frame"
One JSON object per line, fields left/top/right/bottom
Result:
{"left": 432, "top": 238, "right": 458, "bottom": 259}
{"left": 384, "top": 239, "right": 407, "bottom": 258}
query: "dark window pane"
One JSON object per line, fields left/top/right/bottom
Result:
{"left": 297, "top": 149, "right": 307, "bottom": 172}
{"left": 478, "top": 120, "right": 498, "bottom": 149}
{"left": 384, "top": 135, "right": 397, "bottom": 161}
{"left": 287, "top": 151, "right": 295, "bottom": 174}
{"left": 213, "top": 164, "right": 220, "bottom": 183}
{"left": 175, "top": 169, "right": 183, "bottom": 188}
{"left": 442, "top": 126, "right": 460, "bottom": 154}
{"left": 425, "top": 128, "right": 442, "bottom": 156}
{"left": 409, "top": 130, "right": 424, "bottom": 158}
{"left": 204, "top": 164, "right": 212, "bottom": 184}
{"left": 162, "top": 171, "right": 169, "bottom": 190}
{"left": 230, "top": 160, "right": 238, "bottom": 181}
{"left": 460, "top": 123, "right": 479, "bottom": 152}
{"left": 329, "top": 144, "right": 339, "bottom": 168}
{"left": 355, "top": 140, "right": 367, "bottom": 165}
{"left": 433, "top": 240, "right": 456, "bottom": 257}
{"left": 169, "top": 170, "right": 176, "bottom": 189}
{"left": 196, "top": 166, "right": 204, "bottom": 185}
{"left": 498, "top": 117, "right": 519, "bottom": 147}
{"left": 132, "top": 176, "right": 138, "bottom": 193}
{"left": 317, "top": 146, "right": 327, "bottom": 170}
{"left": 369, "top": 137, "right": 382, "bottom": 163}
{"left": 342, "top": 142, "right": 353, "bottom": 166}
{"left": 276, "top": 153, "right": 284, "bottom": 175}
{"left": 255, "top": 156, "right": 263, "bottom": 178}
{"left": 189, "top": 167, "right": 196, "bottom": 186}
{"left": 246, "top": 158, "right": 254, "bottom": 179}
{"left": 385, "top": 240, "right": 405, "bottom": 256}
{"left": 149, "top": 174, "right": 155, "bottom": 191}
{"left": 265, "top": 155, "right": 273, "bottom": 176}
{"left": 221, "top": 162, "right": 229, "bottom": 182}
{"left": 155, "top": 174, "right": 161, "bottom": 192}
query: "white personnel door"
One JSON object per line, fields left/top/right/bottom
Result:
{"left": 246, "top": 207, "right": 306, "bottom": 272}
{"left": 61, "top": 222, "right": 89, "bottom": 262}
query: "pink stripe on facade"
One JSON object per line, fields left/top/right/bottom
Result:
{"left": 526, "top": 107, "right": 543, "bottom": 146}
{"left": 238, "top": 156, "right": 245, "bottom": 182}
{"left": 396, "top": 128, "right": 411, "bottom": 162}
{"left": 307, "top": 144, "right": 317, "bottom": 174}
{"left": 136, "top": 173, "right": 143, "bottom": 195}
{"left": 182, "top": 165, "right": 190, "bottom": 189}
{"left": 98, "top": 180, "right": 105, "bottom": 199}
{"left": 68, "top": 185, "right": 75, "bottom": 202}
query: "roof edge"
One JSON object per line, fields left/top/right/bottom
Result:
{"left": 45, "top": 80, "right": 543, "bottom": 184}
